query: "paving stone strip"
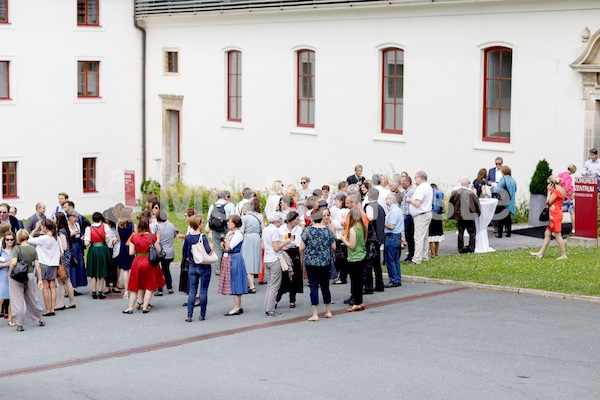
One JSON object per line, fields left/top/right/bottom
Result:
{"left": 402, "top": 275, "right": 600, "bottom": 305}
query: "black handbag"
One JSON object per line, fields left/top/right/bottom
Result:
{"left": 539, "top": 204, "right": 550, "bottom": 222}
{"left": 10, "top": 246, "right": 29, "bottom": 284}
{"left": 148, "top": 232, "right": 166, "bottom": 266}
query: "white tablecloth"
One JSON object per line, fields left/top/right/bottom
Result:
{"left": 475, "top": 198, "right": 498, "bottom": 253}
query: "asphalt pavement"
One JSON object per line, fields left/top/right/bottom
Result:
{"left": 2, "top": 226, "right": 598, "bottom": 399}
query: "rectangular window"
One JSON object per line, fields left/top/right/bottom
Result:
{"left": 227, "top": 51, "right": 242, "bottom": 122}
{"left": 78, "top": 61, "right": 99, "bottom": 98}
{"left": 483, "top": 47, "right": 512, "bottom": 142}
{"left": 77, "top": 0, "right": 99, "bottom": 26}
{"left": 0, "top": 61, "right": 8, "bottom": 99}
{"left": 0, "top": 0, "right": 8, "bottom": 23}
{"left": 297, "top": 50, "right": 315, "bottom": 127}
{"left": 382, "top": 48, "right": 404, "bottom": 134}
{"left": 166, "top": 51, "right": 178, "bottom": 73}
{"left": 2, "top": 162, "right": 17, "bottom": 198}
{"left": 82, "top": 158, "right": 97, "bottom": 192}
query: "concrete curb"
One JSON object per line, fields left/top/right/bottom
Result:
{"left": 402, "top": 275, "right": 600, "bottom": 305}
{"left": 173, "top": 262, "right": 600, "bottom": 305}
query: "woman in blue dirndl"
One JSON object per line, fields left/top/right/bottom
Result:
{"left": 218, "top": 215, "right": 248, "bottom": 316}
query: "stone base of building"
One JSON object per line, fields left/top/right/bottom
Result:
{"left": 567, "top": 236, "right": 599, "bottom": 248}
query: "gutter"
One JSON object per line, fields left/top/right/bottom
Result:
{"left": 134, "top": 0, "right": 147, "bottom": 182}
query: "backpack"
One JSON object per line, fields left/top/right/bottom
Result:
{"left": 432, "top": 189, "right": 444, "bottom": 214}
{"left": 208, "top": 203, "right": 227, "bottom": 231}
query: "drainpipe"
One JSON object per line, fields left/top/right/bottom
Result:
{"left": 133, "top": 0, "right": 147, "bottom": 182}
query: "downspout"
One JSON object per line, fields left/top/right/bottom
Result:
{"left": 133, "top": 0, "right": 147, "bottom": 182}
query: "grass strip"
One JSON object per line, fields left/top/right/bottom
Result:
{"left": 401, "top": 247, "right": 600, "bottom": 296}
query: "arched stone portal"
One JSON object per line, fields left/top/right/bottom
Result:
{"left": 571, "top": 27, "right": 600, "bottom": 158}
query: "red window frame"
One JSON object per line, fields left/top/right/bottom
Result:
{"left": 82, "top": 158, "right": 97, "bottom": 193}
{"left": 483, "top": 47, "right": 512, "bottom": 143}
{"left": 381, "top": 48, "right": 404, "bottom": 134}
{"left": 78, "top": 61, "right": 100, "bottom": 98}
{"left": 0, "top": 0, "right": 8, "bottom": 24}
{"left": 297, "top": 50, "right": 315, "bottom": 128}
{"left": 0, "top": 61, "right": 9, "bottom": 100}
{"left": 227, "top": 51, "right": 242, "bottom": 122}
{"left": 77, "top": 0, "right": 99, "bottom": 27}
{"left": 166, "top": 51, "right": 178, "bottom": 73}
{"left": 2, "top": 162, "right": 17, "bottom": 198}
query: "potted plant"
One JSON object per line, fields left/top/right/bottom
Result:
{"left": 528, "top": 159, "right": 552, "bottom": 227}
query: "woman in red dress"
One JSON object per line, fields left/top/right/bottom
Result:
{"left": 530, "top": 175, "right": 568, "bottom": 260}
{"left": 122, "top": 217, "right": 165, "bottom": 313}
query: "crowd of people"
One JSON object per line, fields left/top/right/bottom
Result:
{"left": 1, "top": 151, "right": 595, "bottom": 330}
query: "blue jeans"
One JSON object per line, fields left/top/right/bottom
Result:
{"left": 188, "top": 263, "right": 212, "bottom": 318}
{"left": 385, "top": 233, "right": 402, "bottom": 284}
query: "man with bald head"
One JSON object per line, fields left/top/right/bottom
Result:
{"left": 26, "top": 202, "right": 47, "bottom": 237}
{"left": 448, "top": 177, "right": 481, "bottom": 253}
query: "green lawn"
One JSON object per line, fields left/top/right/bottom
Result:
{"left": 401, "top": 247, "right": 600, "bottom": 296}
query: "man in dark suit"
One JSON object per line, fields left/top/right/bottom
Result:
{"left": 346, "top": 164, "right": 366, "bottom": 185}
{"left": 26, "top": 202, "right": 47, "bottom": 236}
{"left": 363, "top": 188, "right": 386, "bottom": 293}
{"left": 9, "top": 206, "right": 24, "bottom": 230}
{"left": 448, "top": 178, "right": 481, "bottom": 253}
{"left": 487, "top": 156, "right": 503, "bottom": 234}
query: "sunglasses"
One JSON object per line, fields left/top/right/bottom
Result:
{"left": 0, "top": 211, "right": 7, "bottom": 214}
{"left": 5, "top": 238, "right": 15, "bottom": 241}
{"left": 301, "top": 182, "right": 307, "bottom": 184}
{"left": 496, "top": 163, "right": 502, "bottom": 165}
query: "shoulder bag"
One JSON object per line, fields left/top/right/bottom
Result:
{"left": 10, "top": 245, "right": 30, "bottom": 284}
{"left": 191, "top": 235, "right": 218, "bottom": 265}
{"left": 539, "top": 203, "right": 550, "bottom": 222}
{"left": 148, "top": 232, "right": 166, "bottom": 265}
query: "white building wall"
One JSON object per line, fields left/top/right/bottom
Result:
{"left": 0, "top": 0, "right": 142, "bottom": 218}
{"left": 140, "top": 0, "right": 599, "bottom": 198}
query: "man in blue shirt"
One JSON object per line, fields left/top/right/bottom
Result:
{"left": 384, "top": 193, "right": 406, "bottom": 287}
{"left": 400, "top": 176, "right": 415, "bottom": 262}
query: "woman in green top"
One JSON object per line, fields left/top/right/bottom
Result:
{"left": 340, "top": 207, "right": 367, "bottom": 312}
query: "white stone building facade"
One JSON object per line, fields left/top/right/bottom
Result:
{"left": 2, "top": 0, "right": 600, "bottom": 216}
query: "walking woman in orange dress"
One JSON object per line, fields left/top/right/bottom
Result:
{"left": 530, "top": 175, "right": 567, "bottom": 260}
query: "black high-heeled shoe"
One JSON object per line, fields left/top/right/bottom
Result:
{"left": 98, "top": 292, "right": 106, "bottom": 299}
{"left": 224, "top": 308, "right": 243, "bottom": 316}
{"left": 92, "top": 292, "right": 98, "bottom": 299}
{"left": 122, "top": 309, "right": 133, "bottom": 314}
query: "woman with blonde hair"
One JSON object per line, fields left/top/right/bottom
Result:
{"left": 558, "top": 164, "right": 577, "bottom": 233}
{"left": 340, "top": 207, "right": 367, "bottom": 312}
{"left": 285, "top": 184, "right": 298, "bottom": 207}
{"left": 265, "top": 180, "right": 284, "bottom": 221}
{"left": 9, "top": 230, "right": 45, "bottom": 331}
{"left": 530, "top": 175, "right": 568, "bottom": 260}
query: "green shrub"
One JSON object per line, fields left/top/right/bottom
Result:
{"left": 529, "top": 159, "right": 552, "bottom": 195}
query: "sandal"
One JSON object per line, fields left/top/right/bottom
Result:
{"left": 155, "top": 292, "right": 163, "bottom": 297}
{"left": 168, "top": 289, "right": 174, "bottom": 294}
{"left": 248, "top": 288, "right": 256, "bottom": 294}
{"left": 8, "top": 320, "right": 15, "bottom": 327}
{"left": 136, "top": 302, "right": 143, "bottom": 310}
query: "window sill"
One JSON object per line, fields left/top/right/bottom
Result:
{"left": 373, "top": 134, "right": 406, "bottom": 143}
{"left": 74, "top": 97, "right": 105, "bottom": 104}
{"left": 82, "top": 191, "right": 101, "bottom": 197}
{"left": 0, "top": 98, "right": 14, "bottom": 105}
{"left": 290, "top": 128, "right": 318, "bottom": 137}
{"left": 74, "top": 25, "right": 105, "bottom": 32}
{"left": 473, "top": 142, "right": 514, "bottom": 153}
{"left": 163, "top": 72, "right": 180, "bottom": 77}
{"left": 221, "top": 121, "right": 244, "bottom": 130}
{"left": 2, "top": 195, "right": 18, "bottom": 199}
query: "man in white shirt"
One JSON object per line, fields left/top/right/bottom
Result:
{"left": 233, "top": 188, "right": 255, "bottom": 216}
{"left": 372, "top": 173, "right": 390, "bottom": 214}
{"left": 582, "top": 148, "right": 600, "bottom": 180}
{"left": 405, "top": 171, "right": 433, "bottom": 264}
{"left": 262, "top": 213, "right": 290, "bottom": 317}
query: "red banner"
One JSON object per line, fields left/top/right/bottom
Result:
{"left": 573, "top": 177, "right": 598, "bottom": 238}
{"left": 124, "top": 170, "right": 136, "bottom": 207}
